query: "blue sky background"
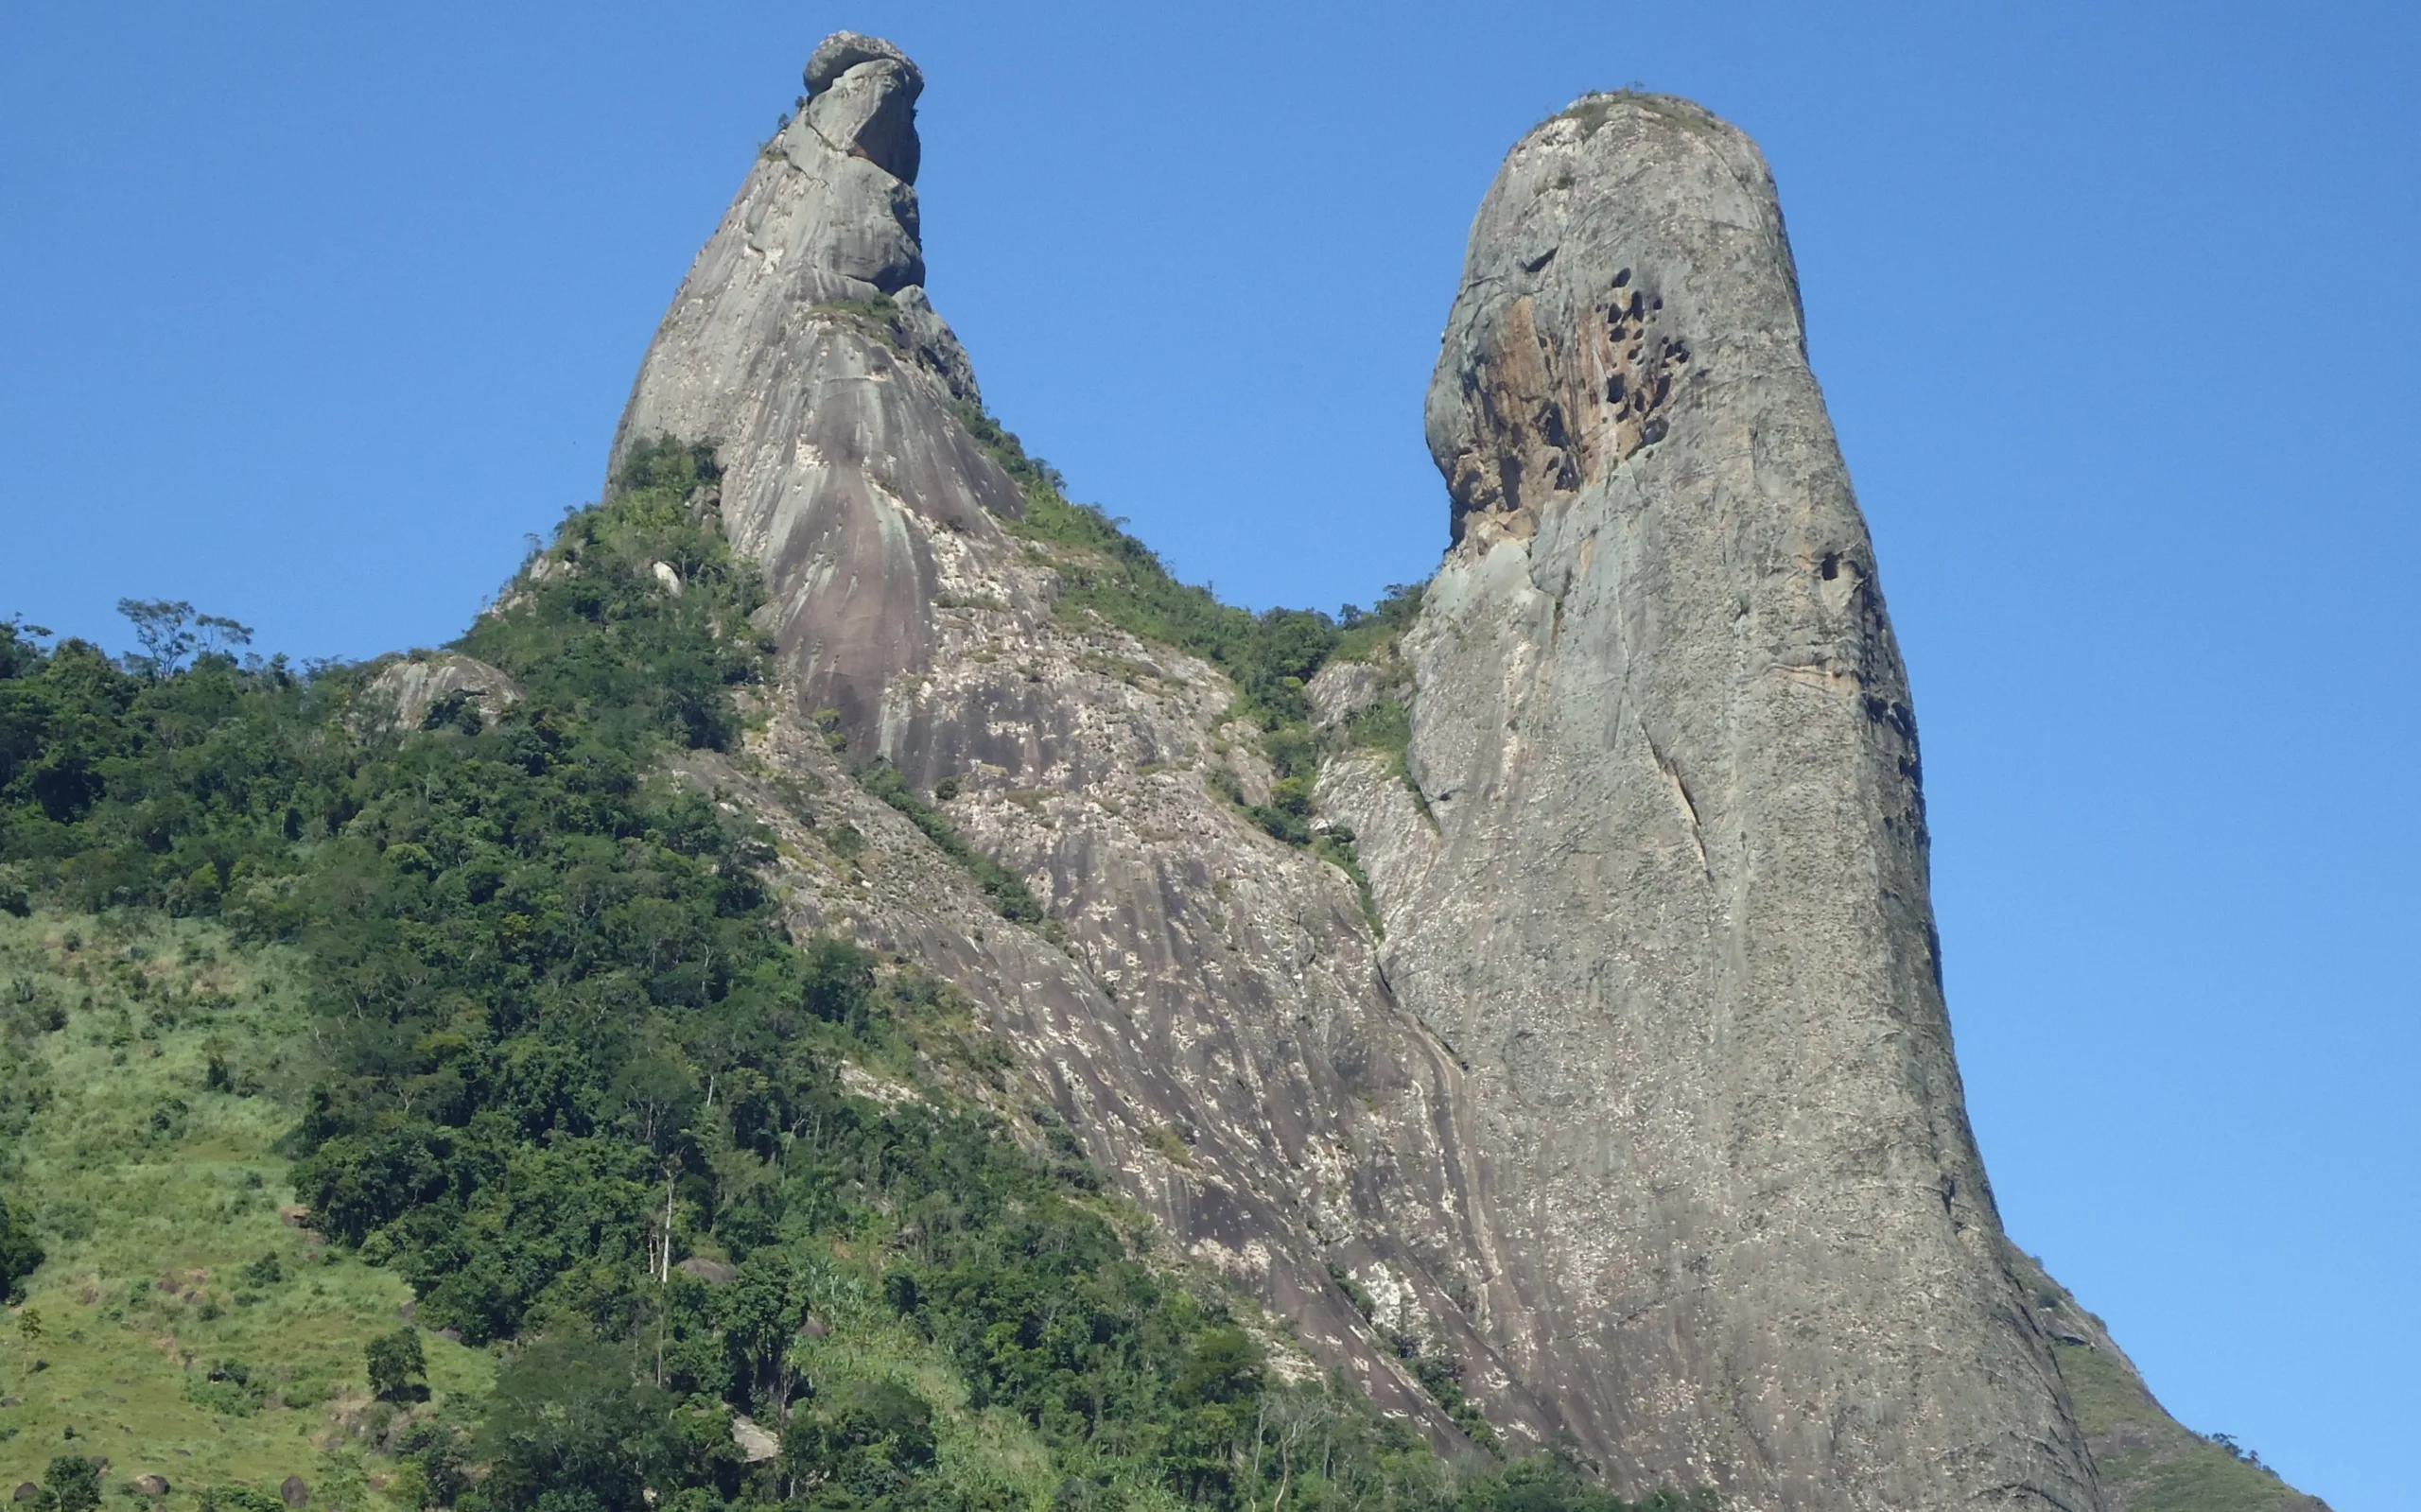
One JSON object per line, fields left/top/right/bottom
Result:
{"left": 4, "top": 2, "right": 2414, "bottom": 1503}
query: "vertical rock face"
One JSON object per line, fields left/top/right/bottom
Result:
{"left": 1333, "top": 96, "right": 2103, "bottom": 1509}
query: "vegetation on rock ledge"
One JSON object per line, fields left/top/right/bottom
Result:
{"left": 950, "top": 403, "right": 1424, "bottom": 906}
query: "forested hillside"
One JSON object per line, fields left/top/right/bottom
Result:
{"left": 0, "top": 445, "right": 1698, "bottom": 1512}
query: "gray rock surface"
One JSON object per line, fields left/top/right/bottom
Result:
{"left": 731, "top": 1415, "right": 782, "bottom": 1464}
{"left": 676, "top": 1257, "right": 740, "bottom": 1285}
{"left": 364, "top": 652, "right": 519, "bottom": 732}
{"left": 618, "top": 31, "right": 1562, "bottom": 1444}
{"left": 609, "top": 31, "right": 1015, "bottom": 743}
{"left": 1327, "top": 93, "right": 2101, "bottom": 1510}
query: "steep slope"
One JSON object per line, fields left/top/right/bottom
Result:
{"left": 2007, "top": 1256, "right": 2326, "bottom": 1512}
{"left": 0, "top": 912, "right": 494, "bottom": 1503}
{"left": 603, "top": 36, "right": 2329, "bottom": 1512}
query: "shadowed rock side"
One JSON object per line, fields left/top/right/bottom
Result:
{"left": 1324, "top": 96, "right": 2099, "bottom": 1510}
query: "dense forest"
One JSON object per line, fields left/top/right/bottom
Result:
{"left": 0, "top": 444, "right": 1699, "bottom": 1512}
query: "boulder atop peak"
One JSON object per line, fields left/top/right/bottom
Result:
{"left": 799, "top": 31, "right": 923, "bottom": 183}
{"left": 806, "top": 32, "right": 921, "bottom": 97}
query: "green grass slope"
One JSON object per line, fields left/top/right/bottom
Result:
{"left": 0, "top": 909, "right": 490, "bottom": 1507}
{"left": 2013, "top": 1256, "right": 2327, "bottom": 1512}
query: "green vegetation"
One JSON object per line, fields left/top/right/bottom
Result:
{"left": 2, "top": 440, "right": 1698, "bottom": 1512}
{"left": 807, "top": 706, "right": 1051, "bottom": 932}
{"left": 0, "top": 908, "right": 493, "bottom": 1504}
{"left": 2052, "top": 1342, "right": 2308, "bottom": 1512}
{"left": 0, "top": 1190, "right": 41, "bottom": 1302}
{"left": 26, "top": 1453, "right": 101, "bottom": 1512}
{"left": 368, "top": 1329, "right": 429, "bottom": 1402}
{"left": 857, "top": 762, "right": 1049, "bottom": 931}
{"left": 954, "top": 402, "right": 1353, "bottom": 732}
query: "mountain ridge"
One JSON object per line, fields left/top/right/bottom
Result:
{"left": 596, "top": 34, "right": 2325, "bottom": 1512}
{"left": 0, "top": 29, "right": 2331, "bottom": 1512}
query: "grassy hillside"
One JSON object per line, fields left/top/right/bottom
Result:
{"left": 2008, "top": 1255, "right": 2326, "bottom": 1512}
{"left": 2055, "top": 1340, "right": 2324, "bottom": 1512}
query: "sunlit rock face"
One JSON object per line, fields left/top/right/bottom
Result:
{"left": 610, "top": 31, "right": 1017, "bottom": 744}
{"left": 614, "top": 41, "right": 2121, "bottom": 1512}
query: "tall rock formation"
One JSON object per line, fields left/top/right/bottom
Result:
{"left": 1327, "top": 95, "right": 2099, "bottom": 1509}
{"left": 603, "top": 37, "right": 2323, "bottom": 1512}
{"left": 610, "top": 32, "right": 1019, "bottom": 740}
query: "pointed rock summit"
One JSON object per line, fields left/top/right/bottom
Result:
{"left": 613, "top": 31, "right": 1019, "bottom": 742}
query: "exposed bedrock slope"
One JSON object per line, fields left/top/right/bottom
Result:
{"left": 604, "top": 36, "right": 2313, "bottom": 1512}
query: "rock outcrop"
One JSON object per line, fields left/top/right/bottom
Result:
{"left": 364, "top": 651, "right": 519, "bottom": 732}
{"left": 609, "top": 30, "right": 1017, "bottom": 746}
{"left": 614, "top": 30, "right": 1518, "bottom": 1439}
{"left": 606, "top": 39, "right": 2324, "bottom": 1512}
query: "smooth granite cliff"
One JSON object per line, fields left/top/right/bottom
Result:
{"left": 600, "top": 36, "right": 2327, "bottom": 1512}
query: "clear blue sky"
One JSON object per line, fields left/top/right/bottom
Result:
{"left": 4, "top": 3, "right": 2413, "bottom": 1504}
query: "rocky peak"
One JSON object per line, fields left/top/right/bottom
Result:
{"left": 610, "top": 33, "right": 1016, "bottom": 744}
{"left": 1427, "top": 94, "right": 1795, "bottom": 550}
{"left": 599, "top": 51, "right": 2322, "bottom": 1512}
{"left": 801, "top": 31, "right": 924, "bottom": 183}
{"left": 611, "top": 34, "right": 1547, "bottom": 1446}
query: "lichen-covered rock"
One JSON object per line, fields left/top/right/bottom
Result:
{"left": 1326, "top": 93, "right": 2105, "bottom": 1510}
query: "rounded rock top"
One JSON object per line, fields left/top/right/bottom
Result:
{"left": 806, "top": 32, "right": 921, "bottom": 96}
